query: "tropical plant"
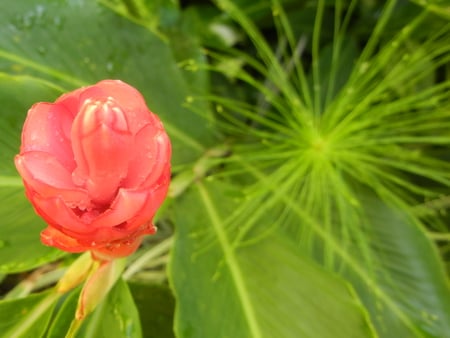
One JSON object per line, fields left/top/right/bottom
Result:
{"left": 0, "top": 0, "right": 449, "bottom": 337}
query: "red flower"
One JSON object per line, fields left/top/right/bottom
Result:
{"left": 15, "top": 80, "right": 171, "bottom": 260}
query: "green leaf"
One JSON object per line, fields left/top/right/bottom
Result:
{"left": 128, "top": 282, "right": 175, "bottom": 338}
{"left": 347, "top": 193, "right": 450, "bottom": 338}
{"left": 169, "top": 180, "right": 376, "bottom": 338}
{"left": 0, "top": 290, "right": 59, "bottom": 338}
{"left": 46, "top": 288, "right": 80, "bottom": 338}
{"left": 238, "top": 159, "right": 450, "bottom": 338}
{"left": 0, "top": 0, "right": 217, "bottom": 166}
{"left": 79, "top": 279, "right": 142, "bottom": 338}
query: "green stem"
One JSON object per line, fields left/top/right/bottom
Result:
{"left": 123, "top": 237, "right": 173, "bottom": 280}
{"left": 312, "top": 0, "right": 325, "bottom": 117}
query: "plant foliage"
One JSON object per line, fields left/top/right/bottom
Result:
{"left": 0, "top": 0, "right": 449, "bottom": 337}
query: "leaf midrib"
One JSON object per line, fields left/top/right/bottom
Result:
{"left": 197, "top": 182, "right": 263, "bottom": 338}
{"left": 0, "top": 49, "right": 86, "bottom": 88}
{"left": 0, "top": 175, "right": 23, "bottom": 187}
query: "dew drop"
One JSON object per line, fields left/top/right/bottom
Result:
{"left": 35, "top": 4, "right": 45, "bottom": 18}
{"left": 0, "top": 240, "right": 7, "bottom": 249}
{"left": 272, "top": 6, "right": 280, "bottom": 16}
{"left": 106, "top": 61, "right": 114, "bottom": 73}
{"left": 22, "top": 14, "right": 33, "bottom": 29}
{"left": 349, "top": 198, "right": 359, "bottom": 207}
{"left": 359, "top": 62, "right": 369, "bottom": 74}
{"left": 53, "top": 16, "right": 63, "bottom": 28}
{"left": 38, "top": 46, "right": 46, "bottom": 55}
{"left": 184, "top": 59, "right": 198, "bottom": 72}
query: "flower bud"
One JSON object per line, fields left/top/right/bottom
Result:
{"left": 75, "top": 258, "right": 126, "bottom": 320}
{"left": 15, "top": 80, "right": 171, "bottom": 260}
{"left": 56, "top": 252, "right": 94, "bottom": 294}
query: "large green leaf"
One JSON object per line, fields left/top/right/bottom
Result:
{"left": 346, "top": 193, "right": 450, "bottom": 338}
{"left": 169, "top": 180, "right": 375, "bottom": 338}
{"left": 46, "top": 288, "right": 80, "bottom": 338}
{"left": 128, "top": 282, "right": 175, "bottom": 338}
{"left": 239, "top": 161, "right": 450, "bottom": 338}
{"left": 0, "top": 290, "right": 59, "bottom": 338}
{"left": 0, "top": 0, "right": 217, "bottom": 166}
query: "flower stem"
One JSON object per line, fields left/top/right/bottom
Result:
{"left": 123, "top": 236, "right": 173, "bottom": 280}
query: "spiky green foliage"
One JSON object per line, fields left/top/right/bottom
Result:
{"left": 181, "top": 0, "right": 450, "bottom": 336}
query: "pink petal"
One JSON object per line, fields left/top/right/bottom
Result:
{"left": 30, "top": 189, "right": 156, "bottom": 242}
{"left": 123, "top": 123, "right": 171, "bottom": 188}
{"left": 79, "top": 80, "right": 154, "bottom": 133}
{"left": 54, "top": 86, "right": 85, "bottom": 115}
{"left": 31, "top": 194, "right": 93, "bottom": 234}
{"left": 120, "top": 176, "right": 170, "bottom": 232}
{"left": 15, "top": 151, "right": 89, "bottom": 206}
{"left": 31, "top": 195, "right": 141, "bottom": 244}
{"left": 41, "top": 223, "right": 155, "bottom": 258}
{"left": 83, "top": 185, "right": 168, "bottom": 242}
{"left": 91, "top": 223, "right": 157, "bottom": 260}
{"left": 91, "top": 236, "right": 143, "bottom": 260}
{"left": 92, "top": 189, "right": 149, "bottom": 228}
{"left": 71, "top": 98, "right": 133, "bottom": 204}
{"left": 41, "top": 226, "right": 87, "bottom": 253}
{"left": 21, "top": 103, "right": 75, "bottom": 170}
